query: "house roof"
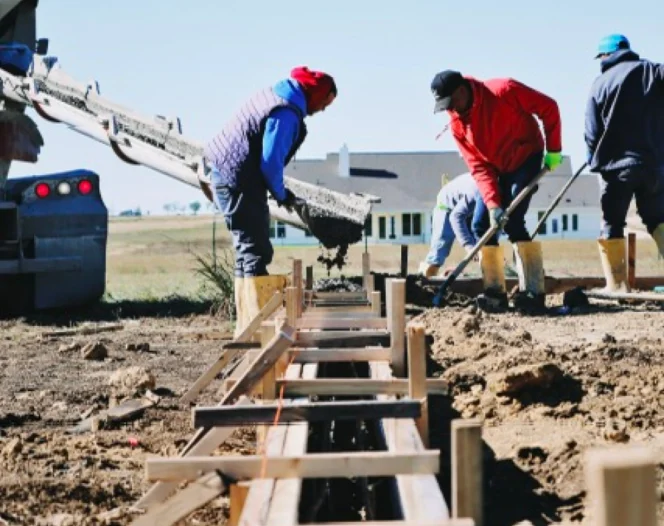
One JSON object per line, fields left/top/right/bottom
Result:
{"left": 286, "top": 150, "right": 597, "bottom": 212}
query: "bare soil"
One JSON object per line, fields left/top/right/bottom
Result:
{"left": 2, "top": 286, "right": 664, "bottom": 525}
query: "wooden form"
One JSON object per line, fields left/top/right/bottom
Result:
{"left": 452, "top": 419, "right": 483, "bottom": 526}
{"left": 134, "top": 257, "right": 465, "bottom": 525}
{"left": 584, "top": 444, "right": 657, "bottom": 526}
{"left": 585, "top": 288, "right": 664, "bottom": 303}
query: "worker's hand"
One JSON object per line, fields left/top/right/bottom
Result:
{"left": 465, "top": 246, "right": 479, "bottom": 263}
{"left": 278, "top": 189, "right": 303, "bottom": 212}
{"left": 544, "top": 151, "right": 563, "bottom": 171}
{"left": 488, "top": 207, "right": 505, "bottom": 230}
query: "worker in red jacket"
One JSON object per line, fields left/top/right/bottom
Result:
{"left": 430, "top": 70, "right": 563, "bottom": 309}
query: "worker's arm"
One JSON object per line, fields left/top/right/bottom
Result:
{"left": 261, "top": 107, "right": 301, "bottom": 202}
{"left": 584, "top": 91, "right": 603, "bottom": 164}
{"left": 449, "top": 194, "right": 478, "bottom": 251}
{"left": 453, "top": 133, "right": 502, "bottom": 209}
{"left": 505, "top": 79, "right": 563, "bottom": 153}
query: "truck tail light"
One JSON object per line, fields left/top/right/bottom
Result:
{"left": 78, "top": 179, "right": 93, "bottom": 195}
{"left": 35, "top": 182, "right": 50, "bottom": 198}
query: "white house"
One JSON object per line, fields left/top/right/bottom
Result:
{"left": 270, "top": 146, "right": 601, "bottom": 246}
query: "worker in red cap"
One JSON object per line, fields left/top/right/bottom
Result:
{"left": 430, "top": 70, "right": 562, "bottom": 310}
{"left": 204, "top": 66, "right": 336, "bottom": 336}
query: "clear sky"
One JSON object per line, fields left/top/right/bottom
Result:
{"left": 9, "top": 0, "right": 664, "bottom": 215}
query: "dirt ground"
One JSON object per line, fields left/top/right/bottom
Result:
{"left": 2, "top": 285, "right": 664, "bottom": 525}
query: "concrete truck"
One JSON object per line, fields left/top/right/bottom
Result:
{"left": 0, "top": 0, "right": 373, "bottom": 314}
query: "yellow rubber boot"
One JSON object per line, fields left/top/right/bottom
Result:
{"left": 233, "top": 277, "right": 245, "bottom": 339}
{"left": 418, "top": 262, "right": 440, "bottom": 277}
{"left": 597, "top": 238, "right": 629, "bottom": 292}
{"left": 652, "top": 223, "right": 664, "bottom": 259}
{"left": 513, "top": 241, "right": 546, "bottom": 296}
{"left": 234, "top": 275, "right": 289, "bottom": 339}
{"left": 479, "top": 245, "right": 507, "bottom": 295}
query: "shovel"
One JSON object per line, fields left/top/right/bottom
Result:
{"left": 432, "top": 165, "right": 552, "bottom": 307}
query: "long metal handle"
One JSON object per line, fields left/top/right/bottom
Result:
{"left": 531, "top": 163, "right": 587, "bottom": 240}
{"left": 433, "top": 166, "right": 551, "bottom": 305}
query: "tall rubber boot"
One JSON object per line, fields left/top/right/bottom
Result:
{"left": 513, "top": 241, "right": 546, "bottom": 311}
{"left": 233, "top": 277, "right": 246, "bottom": 339}
{"left": 477, "top": 245, "right": 508, "bottom": 311}
{"left": 597, "top": 238, "right": 629, "bottom": 292}
{"left": 652, "top": 224, "right": 664, "bottom": 259}
{"left": 235, "top": 275, "right": 289, "bottom": 339}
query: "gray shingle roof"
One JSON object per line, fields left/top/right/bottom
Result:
{"left": 286, "top": 151, "right": 597, "bottom": 212}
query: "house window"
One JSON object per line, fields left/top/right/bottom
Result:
{"left": 562, "top": 214, "right": 568, "bottom": 231}
{"left": 401, "top": 213, "right": 422, "bottom": 237}
{"left": 552, "top": 219, "right": 559, "bottom": 234}
{"left": 270, "top": 220, "right": 286, "bottom": 239}
{"left": 572, "top": 214, "right": 579, "bottom": 231}
{"left": 537, "top": 211, "right": 547, "bottom": 235}
{"left": 389, "top": 216, "right": 396, "bottom": 239}
{"left": 365, "top": 214, "right": 373, "bottom": 237}
{"left": 402, "top": 214, "right": 412, "bottom": 236}
{"left": 378, "top": 217, "right": 386, "bottom": 239}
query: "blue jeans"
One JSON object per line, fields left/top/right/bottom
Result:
{"left": 211, "top": 168, "right": 273, "bottom": 277}
{"left": 599, "top": 166, "right": 664, "bottom": 238}
{"left": 425, "top": 206, "right": 456, "bottom": 266}
{"left": 472, "top": 152, "right": 543, "bottom": 246}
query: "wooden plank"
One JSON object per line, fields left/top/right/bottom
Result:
{"left": 371, "top": 290, "right": 382, "bottom": 316}
{"left": 68, "top": 397, "right": 155, "bottom": 434}
{"left": 229, "top": 482, "right": 250, "bottom": 526}
{"left": 133, "top": 397, "right": 253, "bottom": 510}
{"left": 293, "top": 259, "right": 303, "bottom": 317}
{"left": 297, "top": 317, "right": 388, "bottom": 330}
{"left": 146, "top": 450, "right": 441, "bottom": 482}
{"left": 193, "top": 400, "right": 422, "bottom": 427}
{"left": 407, "top": 323, "right": 429, "bottom": 447}
{"left": 179, "top": 291, "right": 283, "bottom": 404}
{"left": 585, "top": 445, "right": 657, "bottom": 526}
{"left": 311, "top": 521, "right": 474, "bottom": 526}
{"left": 627, "top": 233, "right": 636, "bottom": 290}
{"left": 279, "top": 378, "right": 448, "bottom": 396}
{"left": 264, "top": 362, "right": 318, "bottom": 525}
{"left": 130, "top": 472, "right": 226, "bottom": 526}
{"left": 258, "top": 321, "right": 277, "bottom": 445}
{"left": 362, "top": 252, "right": 372, "bottom": 291}
{"left": 306, "top": 290, "right": 367, "bottom": 300}
{"left": 296, "top": 330, "right": 389, "bottom": 347}
{"left": 301, "top": 310, "right": 378, "bottom": 319}
{"left": 585, "top": 289, "right": 664, "bottom": 303}
{"left": 388, "top": 279, "right": 407, "bottom": 377}
{"left": 292, "top": 347, "right": 390, "bottom": 363}
{"left": 452, "top": 419, "right": 483, "bottom": 526}
{"left": 306, "top": 305, "right": 373, "bottom": 313}
{"left": 371, "top": 361, "right": 450, "bottom": 522}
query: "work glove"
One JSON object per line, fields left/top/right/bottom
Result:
{"left": 277, "top": 188, "right": 304, "bottom": 212}
{"left": 488, "top": 207, "right": 505, "bottom": 230}
{"left": 544, "top": 151, "right": 563, "bottom": 171}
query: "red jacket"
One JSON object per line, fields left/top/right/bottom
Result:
{"left": 449, "top": 77, "right": 562, "bottom": 209}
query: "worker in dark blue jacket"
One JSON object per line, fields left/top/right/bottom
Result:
{"left": 204, "top": 67, "right": 336, "bottom": 335}
{"left": 585, "top": 34, "right": 664, "bottom": 291}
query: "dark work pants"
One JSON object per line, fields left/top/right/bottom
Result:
{"left": 599, "top": 166, "right": 664, "bottom": 238}
{"left": 212, "top": 169, "right": 273, "bottom": 277}
{"left": 472, "top": 152, "right": 543, "bottom": 246}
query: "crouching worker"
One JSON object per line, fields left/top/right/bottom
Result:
{"left": 419, "top": 172, "right": 480, "bottom": 277}
{"left": 430, "top": 69, "right": 563, "bottom": 309}
{"left": 204, "top": 66, "right": 337, "bottom": 335}
{"left": 585, "top": 34, "right": 664, "bottom": 291}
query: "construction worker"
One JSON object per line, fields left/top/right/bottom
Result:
{"left": 419, "top": 172, "right": 481, "bottom": 277}
{"left": 430, "top": 70, "right": 563, "bottom": 308}
{"left": 204, "top": 66, "right": 337, "bottom": 335}
{"left": 585, "top": 34, "right": 664, "bottom": 291}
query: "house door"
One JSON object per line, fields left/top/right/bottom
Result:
{"left": 378, "top": 217, "right": 386, "bottom": 239}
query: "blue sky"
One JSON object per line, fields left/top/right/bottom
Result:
{"left": 10, "top": 0, "right": 664, "bottom": 214}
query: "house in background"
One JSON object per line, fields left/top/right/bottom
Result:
{"left": 271, "top": 145, "right": 601, "bottom": 246}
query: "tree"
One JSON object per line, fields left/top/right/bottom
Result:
{"left": 189, "top": 201, "right": 201, "bottom": 215}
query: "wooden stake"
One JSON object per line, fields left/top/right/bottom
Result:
{"left": 387, "top": 279, "right": 406, "bottom": 377}
{"left": 293, "top": 259, "right": 303, "bottom": 317}
{"left": 257, "top": 321, "right": 277, "bottom": 445}
{"left": 400, "top": 244, "right": 409, "bottom": 277}
{"left": 305, "top": 265, "right": 314, "bottom": 290}
{"left": 585, "top": 445, "right": 657, "bottom": 526}
{"left": 362, "top": 252, "right": 373, "bottom": 292}
{"left": 371, "top": 290, "right": 381, "bottom": 317}
{"left": 627, "top": 232, "right": 636, "bottom": 290}
{"left": 229, "top": 482, "right": 250, "bottom": 526}
{"left": 452, "top": 419, "right": 483, "bottom": 526}
{"left": 407, "top": 323, "right": 429, "bottom": 447}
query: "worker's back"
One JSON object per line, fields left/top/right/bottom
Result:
{"left": 436, "top": 172, "right": 480, "bottom": 211}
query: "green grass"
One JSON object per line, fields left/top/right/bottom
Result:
{"left": 105, "top": 215, "right": 664, "bottom": 301}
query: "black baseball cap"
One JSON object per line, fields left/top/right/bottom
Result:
{"left": 431, "top": 70, "right": 464, "bottom": 113}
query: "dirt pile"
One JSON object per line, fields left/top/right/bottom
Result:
{"left": 415, "top": 301, "right": 664, "bottom": 524}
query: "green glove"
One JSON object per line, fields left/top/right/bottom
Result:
{"left": 544, "top": 151, "right": 563, "bottom": 171}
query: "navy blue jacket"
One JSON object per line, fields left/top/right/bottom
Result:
{"left": 585, "top": 50, "right": 664, "bottom": 174}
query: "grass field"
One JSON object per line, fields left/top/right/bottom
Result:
{"left": 106, "top": 214, "right": 664, "bottom": 300}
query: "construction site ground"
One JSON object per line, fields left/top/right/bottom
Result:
{"left": 2, "top": 216, "right": 664, "bottom": 525}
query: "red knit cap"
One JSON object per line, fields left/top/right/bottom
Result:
{"left": 290, "top": 66, "right": 336, "bottom": 113}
